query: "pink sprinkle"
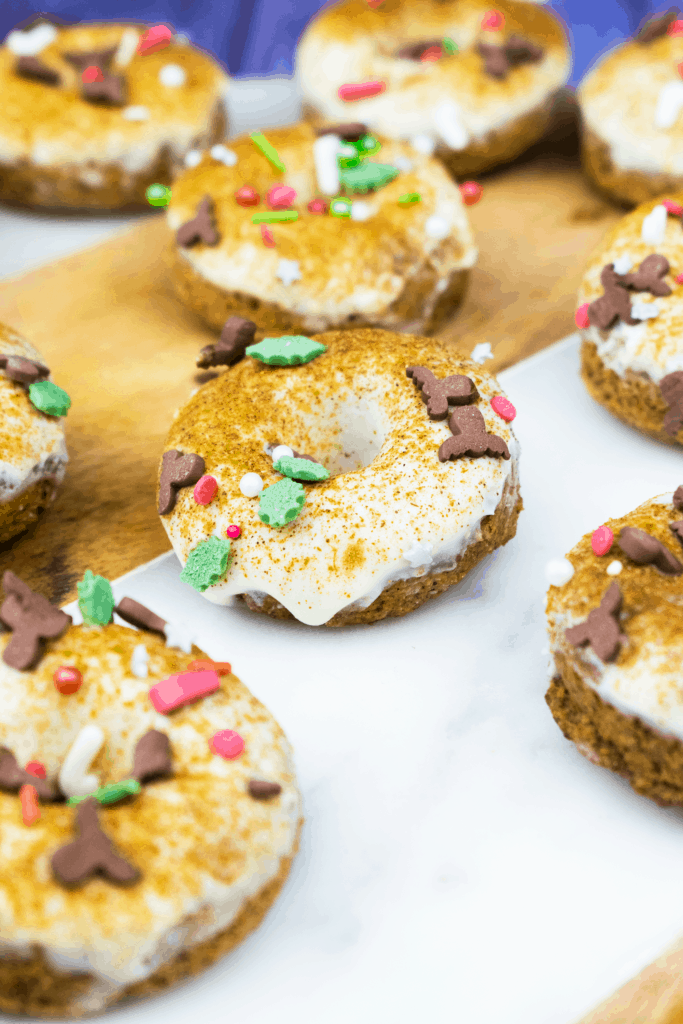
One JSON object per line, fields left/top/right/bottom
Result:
{"left": 481, "top": 9, "right": 504, "bottom": 30}
{"left": 575, "top": 303, "right": 590, "bottom": 329}
{"left": 20, "top": 785, "right": 40, "bottom": 826}
{"left": 137, "top": 24, "right": 173, "bottom": 54}
{"left": 591, "top": 525, "right": 614, "bottom": 557}
{"left": 210, "top": 729, "right": 245, "bottom": 759}
{"left": 459, "top": 181, "right": 482, "bottom": 206}
{"left": 25, "top": 761, "right": 46, "bottom": 779}
{"left": 678, "top": 61, "right": 683, "bottom": 79}
{"left": 268, "top": 185, "right": 297, "bottom": 209}
{"left": 307, "top": 197, "right": 328, "bottom": 214}
{"left": 668, "top": 19, "right": 683, "bottom": 35}
{"left": 82, "top": 65, "right": 103, "bottom": 84}
{"left": 261, "top": 224, "right": 276, "bottom": 247}
{"left": 235, "top": 186, "right": 260, "bottom": 207}
{"left": 149, "top": 670, "right": 220, "bottom": 714}
{"left": 194, "top": 475, "right": 217, "bottom": 505}
{"left": 664, "top": 200, "right": 683, "bottom": 216}
{"left": 677, "top": 273, "right": 683, "bottom": 285}
{"left": 490, "top": 396, "right": 516, "bottom": 422}
{"left": 226, "top": 524, "right": 241, "bottom": 539}
{"left": 420, "top": 45, "right": 442, "bottom": 62}
{"left": 338, "top": 80, "right": 386, "bottom": 102}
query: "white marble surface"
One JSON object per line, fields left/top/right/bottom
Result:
{"left": 12, "top": 334, "right": 682, "bottom": 1024}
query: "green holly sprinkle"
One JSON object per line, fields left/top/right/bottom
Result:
{"left": 28, "top": 380, "right": 71, "bottom": 417}
{"left": 399, "top": 192, "right": 421, "bottom": 205}
{"left": 330, "top": 197, "right": 352, "bottom": 218}
{"left": 77, "top": 570, "right": 114, "bottom": 626}
{"left": 274, "top": 456, "right": 329, "bottom": 482}
{"left": 258, "top": 478, "right": 306, "bottom": 528}
{"left": 246, "top": 335, "right": 326, "bottom": 366}
{"left": 68, "top": 778, "right": 141, "bottom": 806}
{"left": 339, "top": 162, "right": 399, "bottom": 194}
{"left": 442, "top": 36, "right": 458, "bottom": 55}
{"left": 146, "top": 183, "right": 172, "bottom": 207}
{"left": 180, "top": 535, "right": 232, "bottom": 592}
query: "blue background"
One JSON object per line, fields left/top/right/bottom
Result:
{"left": 0, "top": 1, "right": 663, "bottom": 83}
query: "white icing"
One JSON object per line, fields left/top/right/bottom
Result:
{"left": 5, "top": 23, "right": 57, "bottom": 56}
{"left": 159, "top": 63, "right": 186, "bottom": 87}
{"left": 113, "top": 28, "right": 139, "bottom": 68}
{"left": 210, "top": 144, "right": 237, "bottom": 166}
{"left": 239, "top": 473, "right": 263, "bottom": 497}
{"left": 184, "top": 150, "right": 202, "bottom": 168}
{"left": 545, "top": 558, "right": 574, "bottom": 587}
{"left": 606, "top": 560, "right": 623, "bottom": 576}
{"left": 277, "top": 259, "right": 301, "bottom": 286}
{"left": 641, "top": 204, "right": 667, "bottom": 245}
{"left": 403, "top": 541, "right": 434, "bottom": 568}
{"left": 654, "top": 81, "right": 683, "bottom": 130}
{"left": 612, "top": 255, "right": 633, "bottom": 275}
{"left": 433, "top": 101, "right": 469, "bottom": 151}
{"left": 471, "top": 342, "right": 493, "bottom": 364}
{"left": 631, "top": 299, "right": 660, "bottom": 320}
{"left": 163, "top": 621, "right": 195, "bottom": 654}
{"left": 122, "top": 106, "right": 150, "bottom": 121}
{"left": 130, "top": 644, "right": 149, "bottom": 678}
{"left": 350, "top": 201, "right": 374, "bottom": 221}
{"left": 313, "top": 133, "right": 341, "bottom": 195}
{"left": 58, "top": 725, "right": 105, "bottom": 798}
{"left": 425, "top": 215, "right": 451, "bottom": 240}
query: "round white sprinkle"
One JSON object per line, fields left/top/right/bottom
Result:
{"left": 59, "top": 725, "right": 105, "bottom": 799}
{"left": 5, "top": 22, "right": 57, "bottom": 56}
{"left": 240, "top": 473, "right": 264, "bottom": 497}
{"left": 351, "top": 201, "right": 374, "bottom": 222}
{"left": 471, "top": 342, "right": 493, "bottom": 364}
{"left": 631, "top": 299, "right": 660, "bottom": 321}
{"left": 184, "top": 149, "right": 202, "bottom": 168}
{"left": 163, "top": 621, "right": 195, "bottom": 653}
{"left": 545, "top": 558, "right": 574, "bottom": 587}
{"left": 411, "top": 133, "right": 436, "bottom": 156}
{"left": 277, "top": 258, "right": 302, "bottom": 287}
{"left": 433, "top": 101, "right": 469, "bottom": 151}
{"left": 654, "top": 80, "right": 683, "bottom": 130}
{"left": 210, "top": 144, "right": 238, "bottom": 166}
{"left": 175, "top": 33, "right": 190, "bottom": 45}
{"left": 130, "top": 644, "right": 149, "bottom": 679}
{"left": 606, "top": 560, "right": 623, "bottom": 576}
{"left": 122, "top": 105, "right": 150, "bottom": 121}
{"left": 159, "top": 63, "right": 187, "bottom": 87}
{"left": 272, "top": 445, "right": 294, "bottom": 461}
{"left": 394, "top": 156, "right": 414, "bottom": 173}
{"left": 612, "top": 255, "right": 633, "bottom": 276}
{"left": 114, "top": 27, "right": 139, "bottom": 68}
{"left": 641, "top": 204, "right": 667, "bottom": 245}
{"left": 425, "top": 215, "right": 451, "bottom": 240}
{"left": 313, "top": 133, "right": 341, "bottom": 196}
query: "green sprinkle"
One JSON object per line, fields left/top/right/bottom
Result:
{"left": 28, "top": 380, "right": 71, "bottom": 417}
{"left": 146, "top": 183, "right": 172, "bottom": 207}
{"left": 246, "top": 335, "right": 326, "bottom": 366}
{"left": 442, "top": 36, "right": 458, "bottom": 55}
{"left": 77, "top": 570, "right": 114, "bottom": 626}
{"left": 330, "top": 197, "right": 352, "bottom": 218}
{"left": 399, "top": 192, "right": 421, "bottom": 205}
{"left": 250, "top": 131, "right": 286, "bottom": 172}
{"left": 354, "top": 133, "right": 381, "bottom": 156}
{"left": 258, "top": 478, "right": 306, "bottom": 528}
{"left": 68, "top": 778, "right": 142, "bottom": 806}
{"left": 180, "top": 535, "right": 232, "bottom": 593}
{"left": 274, "top": 456, "right": 330, "bottom": 482}
{"left": 339, "top": 162, "right": 399, "bottom": 194}
{"left": 337, "top": 143, "right": 362, "bottom": 169}
{"left": 251, "top": 210, "right": 299, "bottom": 224}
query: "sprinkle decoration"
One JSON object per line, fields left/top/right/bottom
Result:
{"left": 618, "top": 526, "right": 683, "bottom": 574}
{"left": 54, "top": 665, "right": 82, "bottom": 695}
{"left": 149, "top": 669, "right": 221, "bottom": 714}
{"left": 664, "top": 199, "right": 683, "bottom": 215}
{"left": 565, "top": 583, "right": 625, "bottom": 663}
{"left": 25, "top": 761, "right": 46, "bottom": 778}
{"left": 481, "top": 9, "right": 504, "bottom": 30}
{"left": 399, "top": 192, "right": 421, "bottom": 204}
{"left": 258, "top": 478, "right": 306, "bottom": 528}
{"left": 660, "top": 371, "right": 683, "bottom": 435}
{"left": 193, "top": 474, "right": 218, "bottom": 505}
{"left": 82, "top": 65, "right": 103, "bottom": 83}
{"left": 210, "top": 729, "right": 245, "bottom": 759}
{"left": 251, "top": 210, "right": 298, "bottom": 223}
{"left": 176, "top": 196, "right": 219, "bottom": 247}
{"left": 406, "top": 365, "right": 478, "bottom": 420}
{"left": 51, "top": 798, "right": 140, "bottom": 888}
{"left": 277, "top": 258, "right": 301, "bottom": 286}
{"left": 677, "top": 274, "right": 683, "bottom": 285}
{"left": 0, "top": 747, "right": 57, "bottom": 800}
{"left": 339, "top": 162, "right": 399, "bottom": 193}
{"left": 180, "top": 536, "right": 232, "bottom": 592}
{"left": 187, "top": 659, "right": 232, "bottom": 675}
{"left": 0, "top": 572, "right": 71, "bottom": 672}
{"left": 268, "top": 185, "right": 297, "bottom": 209}
{"left": 137, "top": 24, "right": 172, "bottom": 55}
{"left": 490, "top": 396, "right": 516, "bottom": 422}
{"left": 308, "top": 197, "right": 328, "bottom": 214}
{"left": 274, "top": 455, "right": 330, "bottom": 482}
{"left": 132, "top": 729, "right": 173, "bottom": 782}
{"left": 442, "top": 36, "right": 458, "bottom": 55}
{"left": 330, "top": 197, "right": 352, "bottom": 217}
{"left": 114, "top": 596, "right": 166, "bottom": 635}
{"left": 77, "top": 570, "right": 114, "bottom": 626}
{"left": 59, "top": 724, "right": 105, "bottom": 799}
{"left": 249, "top": 779, "right": 282, "bottom": 799}
{"left": 0, "top": 354, "right": 48, "bottom": 384}
{"left": 459, "top": 181, "right": 483, "bottom": 206}
{"left": 246, "top": 335, "right": 327, "bottom": 366}
{"left": 158, "top": 450, "right": 206, "bottom": 515}
{"left": 146, "top": 183, "right": 171, "bottom": 207}
{"left": 261, "top": 224, "right": 275, "bottom": 247}
{"left": 591, "top": 525, "right": 614, "bottom": 557}
{"left": 15, "top": 55, "right": 61, "bottom": 86}
{"left": 235, "top": 186, "right": 259, "bottom": 207}
{"left": 250, "top": 131, "right": 286, "bottom": 172}
{"left": 606, "top": 560, "right": 623, "bottom": 576}
{"left": 197, "top": 317, "right": 257, "bottom": 369}
{"left": 420, "top": 46, "right": 442, "bottom": 62}
{"left": 575, "top": 303, "right": 590, "bottom": 329}
{"left": 239, "top": 473, "right": 264, "bottom": 497}
{"left": 68, "top": 778, "right": 141, "bottom": 807}
{"left": 28, "top": 380, "right": 70, "bottom": 417}
{"left": 668, "top": 19, "right": 683, "bottom": 35}
{"left": 338, "top": 81, "right": 386, "bottom": 101}
{"left": 438, "top": 407, "right": 510, "bottom": 462}
{"left": 226, "top": 524, "right": 241, "bottom": 539}
{"left": 20, "top": 784, "right": 40, "bottom": 826}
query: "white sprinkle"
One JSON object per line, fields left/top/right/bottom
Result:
{"left": 471, "top": 342, "right": 493, "bottom": 364}
{"left": 403, "top": 541, "right": 434, "bottom": 568}
{"left": 130, "top": 644, "right": 149, "bottom": 679}
{"left": 606, "top": 560, "right": 623, "bottom": 576}
{"left": 631, "top": 299, "right": 660, "bottom": 320}
{"left": 433, "top": 101, "right": 469, "bottom": 151}
{"left": 5, "top": 22, "right": 57, "bottom": 55}
{"left": 240, "top": 473, "right": 264, "bottom": 497}
{"left": 394, "top": 156, "right": 414, "bottom": 173}
{"left": 122, "top": 105, "right": 150, "bottom": 121}
{"left": 159, "top": 63, "right": 186, "bottom": 87}
{"left": 175, "top": 33, "right": 190, "bottom": 45}
{"left": 612, "top": 255, "right": 633, "bottom": 276}
{"left": 163, "top": 621, "right": 195, "bottom": 654}
{"left": 114, "top": 27, "right": 139, "bottom": 67}
{"left": 184, "top": 149, "right": 202, "bottom": 168}
{"left": 425, "top": 215, "right": 450, "bottom": 240}
{"left": 351, "top": 201, "right": 374, "bottom": 222}
{"left": 313, "top": 133, "right": 341, "bottom": 196}
{"left": 655, "top": 80, "right": 683, "bottom": 130}
{"left": 210, "top": 144, "right": 237, "bottom": 166}
{"left": 272, "top": 445, "right": 294, "bottom": 461}
{"left": 277, "top": 258, "right": 302, "bottom": 287}
{"left": 545, "top": 558, "right": 574, "bottom": 587}
{"left": 411, "top": 134, "right": 436, "bottom": 155}
{"left": 59, "top": 725, "right": 105, "bottom": 799}
{"left": 641, "top": 204, "right": 668, "bottom": 245}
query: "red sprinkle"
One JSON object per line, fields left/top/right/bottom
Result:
{"left": 25, "top": 761, "right": 46, "bottom": 779}
{"left": 20, "top": 785, "right": 40, "bottom": 826}
{"left": 338, "top": 80, "right": 386, "bottom": 102}
{"left": 367, "top": 0, "right": 384, "bottom": 6}
{"left": 459, "top": 181, "right": 483, "bottom": 206}
{"left": 575, "top": 303, "right": 590, "bottom": 329}
{"left": 668, "top": 19, "right": 683, "bottom": 35}
{"left": 210, "top": 729, "right": 245, "bottom": 760}
{"left": 261, "top": 224, "right": 276, "bottom": 247}
{"left": 137, "top": 24, "right": 173, "bottom": 55}
{"left": 82, "top": 65, "right": 103, "bottom": 83}
{"left": 678, "top": 61, "right": 683, "bottom": 78}
{"left": 267, "top": 184, "right": 297, "bottom": 209}
{"left": 677, "top": 273, "right": 683, "bottom": 285}
{"left": 193, "top": 474, "right": 218, "bottom": 505}
{"left": 307, "top": 197, "right": 328, "bottom": 214}
{"left": 54, "top": 666, "right": 82, "bottom": 695}
{"left": 420, "top": 45, "right": 443, "bottom": 62}
{"left": 188, "top": 659, "right": 232, "bottom": 675}
{"left": 591, "top": 525, "right": 614, "bottom": 557}
{"left": 481, "top": 9, "right": 504, "bottom": 30}
{"left": 490, "top": 395, "right": 516, "bottom": 422}
{"left": 149, "top": 670, "right": 220, "bottom": 714}
{"left": 235, "top": 186, "right": 260, "bottom": 207}
{"left": 664, "top": 200, "right": 683, "bottom": 216}
{"left": 226, "top": 524, "right": 241, "bottom": 539}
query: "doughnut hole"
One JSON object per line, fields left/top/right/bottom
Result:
{"left": 276, "top": 392, "right": 388, "bottom": 477}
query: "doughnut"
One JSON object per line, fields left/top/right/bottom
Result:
{"left": 297, "top": 0, "right": 570, "bottom": 179}
{"left": 579, "top": 11, "right": 683, "bottom": 206}
{"left": 0, "top": 320, "right": 69, "bottom": 545}
{"left": 159, "top": 327, "right": 522, "bottom": 627}
{"left": 0, "top": 17, "right": 229, "bottom": 209}
{"left": 546, "top": 490, "right": 683, "bottom": 806}
{"left": 0, "top": 569, "right": 300, "bottom": 1016}
{"left": 165, "top": 122, "right": 477, "bottom": 338}
{"left": 575, "top": 194, "right": 683, "bottom": 445}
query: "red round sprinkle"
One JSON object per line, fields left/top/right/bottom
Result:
{"left": 210, "top": 729, "right": 245, "bottom": 759}
{"left": 261, "top": 224, "right": 276, "bottom": 247}
{"left": 677, "top": 273, "right": 683, "bottom": 285}
{"left": 267, "top": 184, "right": 297, "bottom": 209}
{"left": 459, "top": 181, "right": 483, "bottom": 206}
{"left": 575, "top": 303, "right": 590, "bottom": 329}
{"left": 481, "top": 9, "right": 504, "bottom": 30}
{"left": 54, "top": 665, "right": 82, "bottom": 695}
{"left": 137, "top": 24, "right": 173, "bottom": 55}
{"left": 20, "top": 784, "right": 40, "bottom": 826}
{"left": 193, "top": 474, "right": 217, "bottom": 505}
{"left": 420, "top": 45, "right": 443, "bottom": 62}
{"left": 678, "top": 61, "right": 683, "bottom": 78}
{"left": 235, "top": 186, "right": 260, "bottom": 207}
{"left": 226, "top": 524, "right": 241, "bottom": 539}
{"left": 82, "top": 65, "right": 103, "bottom": 84}
{"left": 668, "top": 19, "right": 683, "bottom": 35}
{"left": 25, "top": 761, "right": 46, "bottom": 779}
{"left": 490, "top": 395, "right": 516, "bottom": 422}
{"left": 664, "top": 200, "right": 683, "bottom": 216}
{"left": 338, "top": 80, "right": 386, "bottom": 102}
{"left": 591, "top": 525, "right": 614, "bottom": 557}
{"left": 307, "top": 197, "right": 328, "bottom": 214}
